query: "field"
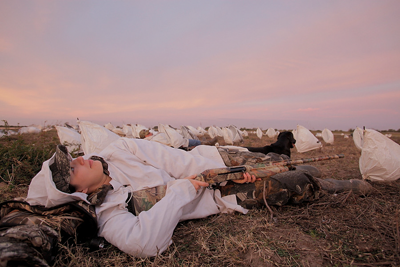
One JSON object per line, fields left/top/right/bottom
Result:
{"left": 1, "top": 129, "right": 400, "bottom": 266}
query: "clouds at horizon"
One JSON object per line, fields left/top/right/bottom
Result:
{"left": 1, "top": 1, "right": 399, "bottom": 130}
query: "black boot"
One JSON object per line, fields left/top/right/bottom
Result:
{"left": 317, "top": 178, "right": 372, "bottom": 195}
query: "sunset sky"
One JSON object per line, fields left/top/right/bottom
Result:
{"left": 1, "top": 1, "right": 399, "bottom": 130}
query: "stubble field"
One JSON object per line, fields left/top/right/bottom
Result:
{"left": 1, "top": 129, "right": 400, "bottom": 266}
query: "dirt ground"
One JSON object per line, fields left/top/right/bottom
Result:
{"left": 1, "top": 129, "right": 400, "bottom": 266}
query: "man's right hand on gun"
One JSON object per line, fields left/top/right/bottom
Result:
{"left": 231, "top": 172, "right": 259, "bottom": 184}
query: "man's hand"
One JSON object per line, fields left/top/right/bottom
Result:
{"left": 185, "top": 174, "right": 209, "bottom": 191}
{"left": 232, "top": 172, "right": 260, "bottom": 184}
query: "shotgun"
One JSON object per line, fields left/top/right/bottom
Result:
{"left": 195, "top": 154, "right": 344, "bottom": 184}
{"left": 130, "top": 154, "right": 345, "bottom": 215}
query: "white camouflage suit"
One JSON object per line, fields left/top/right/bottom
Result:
{"left": 26, "top": 138, "right": 248, "bottom": 257}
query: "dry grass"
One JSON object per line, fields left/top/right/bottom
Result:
{"left": 1, "top": 130, "right": 400, "bottom": 266}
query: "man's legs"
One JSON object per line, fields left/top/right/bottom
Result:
{"left": 183, "top": 138, "right": 218, "bottom": 149}
{"left": 218, "top": 170, "right": 322, "bottom": 209}
{"left": 216, "top": 148, "right": 372, "bottom": 209}
{"left": 188, "top": 139, "right": 201, "bottom": 147}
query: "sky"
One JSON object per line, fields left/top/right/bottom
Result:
{"left": 1, "top": 1, "right": 399, "bottom": 131}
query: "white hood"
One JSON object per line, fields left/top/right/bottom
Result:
{"left": 26, "top": 152, "right": 89, "bottom": 208}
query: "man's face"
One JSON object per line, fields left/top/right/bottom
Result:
{"left": 69, "top": 156, "right": 104, "bottom": 193}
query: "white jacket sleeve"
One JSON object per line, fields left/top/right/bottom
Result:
{"left": 96, "top": 179, "right": 197, "bottom": 257}
{"left": 108, "top": 138, "right": 225, "bottom": 179}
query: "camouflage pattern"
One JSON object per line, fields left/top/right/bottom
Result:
{"left": 87, "top": 184, "right": 113, "bottom": 206}
{"left": 49, "top": 144, "right": 73, "bottom": 193}
{"left": 317, "top": 178, "right": 373, "bottom": 195}
{"left": 139, "top": 129, "right": 150, "bottom": 139}
{"left": 90, "top": 155, "right": 111, "bottom": 176}
{"left": 0, "top": 149, "right": 118, "bottom": 266}
{"left": 0, "top": 225, "right": 57, "bottom": 267}
{"left": 127, "top": 185, "right": 167, "bottom": 216}
{"left": 0, "top": 198, "right": 99, "bottom": 266}
{"left": 50, "top": 145, "right": 111, "bottom": 194}
{"left": 218, "top": 170, "right": 322, "bottom": 208}
{"left": 196, "top": 154, "right": 344, "bottom": 184}
{"left": 218, "top": 148, "right": 343, "bottom": 168}
{"left": 0, "top": 200, "right": 97, "bottom": 241}
{"left": 126, "top": 153, "right": 344, "bottom": 214}
{"left": 217, "top": 147, "right": 275, "bottom": 166}
{"left": 127, "top": 167, "right": 324, "bottom": 212}
{"left": 0, "top": 234, "right": 51, "bottom": 266}
{"left": 269, "top": 154, "right": 344, "bottom": 167}
{"left": 195, "top": 165, "right": 290, "bottom": 184}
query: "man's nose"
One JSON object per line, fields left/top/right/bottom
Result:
{"left": 77, "top": 156, "right": 85, "bottom": 165}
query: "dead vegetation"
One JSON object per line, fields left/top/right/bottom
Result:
{"left": 1, "top": 130, "right": 400, "bottom": 266}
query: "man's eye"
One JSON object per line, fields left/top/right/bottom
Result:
{"left": 71, "top": 167, "right": 74, "bottom": 173}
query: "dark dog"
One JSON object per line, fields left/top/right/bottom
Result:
{"left": 245, "top": 131, "right": 296, "bottom": 158}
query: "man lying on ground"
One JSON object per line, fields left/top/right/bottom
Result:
{"left": 138, "top": 129, "right": 218, "bottom": 149}
{"left": 0, "top": 138, "right": 372, "bottom": 265}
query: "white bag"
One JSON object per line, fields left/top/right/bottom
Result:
{"left": 256, "top": 128, "right": 263, "bottom": 139}
{"left": 229, "top": 125, "right": 243, "bottom": 143}
{"left": 79, "top": 121, "right": 120, "bottom": 155}
{"left": 215, "top": 126, "right": 224, "bottom": 137}
{"left": 208, "top": 126, "right": 219, "bottom": 139}
{"left": 104, "top": 123, "right": 114, "bottom": 131}
{"left": 353, "top": 127, "right": 364, "bottom": 151}
{"left": 294, "top": 125, "right": 322, "bottom": 153}
{"left": 181, "top": 126, "right": 199, "bottom": 140}
{"left": 55, "top": 126, "right": 82, "bottom": 153}
{"left": 111, "top": 127, "right": 124, "bottom": 136}
{"left": 222, "top": 127, "right": 234, "bottom": 145}
{"left": 322, "top": 128, "right": 334, "bottom": 144}
{"left": 187, "top": 125, "right": 202, "bottom": 137}
{"left": 122, "top": 124, "right": 133, "bottom": 138}
{"left": 18, "top": 126, "right": 41, "bottom": 134}
{"left": 149, "top": 132, "right": 173, "bottom": 147}
{"left": 197, "top": 126, "right": 207, "bottom": 135}
{"left": 266, "top": 128, "right": 276, "bottom": 138}
{"left": 359, "top": 129, "right": 400, "bottom": 181}
{"left": 158, "top": 124, "right": 185, "bottom": 148}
